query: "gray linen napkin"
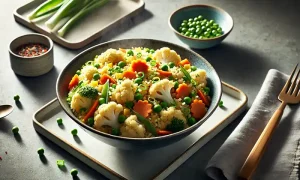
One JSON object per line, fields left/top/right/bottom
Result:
{"left": 206, "top": 69, "right": 300, "bottom": 180}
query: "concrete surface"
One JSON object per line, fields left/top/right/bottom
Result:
{"left": 0, "top": 0, "right": 299, "bottom": 179}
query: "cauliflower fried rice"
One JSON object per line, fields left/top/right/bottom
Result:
{"left": 67, "top": 47, "right": 211, "bottom": 138}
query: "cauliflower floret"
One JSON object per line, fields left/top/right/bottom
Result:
{"left": 70, "top": 92, "right": 93, "bottom": 113}
{"left": 95, "top": 48, "right": 124, "bottom": 64}
{"left": 190, "top": 69, "right": 207, "bottom": 86}
{"left": 94, "top": 102, "right": 123, "bottom": 130}
{"left": 159, "top": 107, "right": 187, "bottom": 130}
{"left": 154, "top": 47, "right": 181, "bottom": 64}
{"left": 149, "top": 79, "right": 174, "bottom": 104}
{"left": 170, "top": 67, "right": 184, "bottom": 79}
{"left": 120, "top": 115, "right": 146, "bottom": 138}
{"left": 79, "top": 65, "right": 98, "bottom": 81}
{"left": 111, "top": 79, "right": 136, "bottom": 104}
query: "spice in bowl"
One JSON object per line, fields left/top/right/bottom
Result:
{"left": 16, "top": 43, "right": 48, "bottom": 57}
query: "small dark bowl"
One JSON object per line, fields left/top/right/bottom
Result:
{"left": 56, "top": 39, "right": 222, "bottom": 150}
{"left": 169, "top": 4, "right": 234, "bottom": 49}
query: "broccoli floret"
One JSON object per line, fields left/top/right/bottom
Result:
{"left": 77, "top": 86, "right": 98, "bottom": 99}
{"left": 166, "top": 118, "right": 185, "bottom": 132}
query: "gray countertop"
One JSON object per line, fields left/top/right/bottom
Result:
{"left": 0, "top": 0, "right": 299, "bottom": 179}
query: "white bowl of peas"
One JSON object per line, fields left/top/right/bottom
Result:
{"left": 169, "top": 4, "right": 234, "bottom": 49}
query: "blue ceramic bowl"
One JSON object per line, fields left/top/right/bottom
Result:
{"left": 56, "top": 39, "right": 222, "bottom": 150}
{"left": 169, "top": 4, "right": 234, "bottom": 49}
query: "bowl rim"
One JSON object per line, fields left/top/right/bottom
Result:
{"left": 168, "top": 4, "right": 234, "bottom": 41}
{"left": 8, "top": 33, "right": 53, "bottom": 59}
{"left": 56, "top": 38, "right": 222, "bottom": 141}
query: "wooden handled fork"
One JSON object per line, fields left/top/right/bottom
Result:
{"left": 238, "top": 64, "right": 300, "bottom": 180}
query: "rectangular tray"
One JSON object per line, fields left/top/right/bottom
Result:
{"left": 14, "top": 0, "right": 145, "bottom": 49}
{"left": 33, "top": 82, "right": 247, "bottom": 180}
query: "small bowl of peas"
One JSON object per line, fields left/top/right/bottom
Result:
{"left": 169, "top": 4, "right": 233, "bottom": 49}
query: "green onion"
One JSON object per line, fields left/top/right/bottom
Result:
{"left": 133, "top": 111, "right": 157, "bottom": 136}
{"left": 101, "top": 80, "right": 109, "bottom": 104}
{"left": 138, "top": 84, "right": 148, "bottom": 91}
{"left": 58, "top": 0, "right": 110, "bottom": 36}
{"left": 180, "top": 65, "right": 192, "bottom": 82}
{"left": 150, "top": 60, "right": 156, "bottom": 66}
{"left": 136, "top": 52, "right": 142, "bottom": 58}
{"left": 28, "top": 0, "right": 64, "bottom": 20}
{"left": 137, "top": 72, "right": 145, "bottom": 79}
{"left": 152, "top": 77, "right": 160, "bottom": 83}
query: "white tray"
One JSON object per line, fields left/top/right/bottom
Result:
{"left": 33, "top": 82, "right": 247, "bottom": 180}
{"left": 14, "top": 0, "right": 145, "bottom": 49}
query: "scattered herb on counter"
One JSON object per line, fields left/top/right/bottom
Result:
{"left": 71, "top": 129, "right": 78, "bottom": 136}
{"left": 16, "top": 43, "right": 48, "bottom": 57}
{"left": 218, "top": 100, "right": 224, "bottom": 107}
{"left": 14, "top": 95, "right": 20, "bottom": 101}
{"left": 70, "top": 169, "right": 79, "bottom": 176}
{"left": 57, "top": 160, "right": 65, "bottom": 168}
{"left": 37, "top": 148, "right": 44, "bottom": 155}
{"left": 12, "top": 126, "right": 19, "bottom": 134}
{"left": 57, "top": 118, "right": 63, "bottom": 125}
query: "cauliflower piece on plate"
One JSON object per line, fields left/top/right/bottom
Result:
{"left": 111, "top": 79, "right": 136, "bottom": 104}
{"left": 120, "top": 115, "right": 146, "bottom": 138}
{"left": 94, "top": 102, "right": 123, "bottom": 130}
{"left": 153, "top": 47, "right": 181, "bottom": 65}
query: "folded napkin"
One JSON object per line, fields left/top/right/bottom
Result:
{"left": 206, "top": 69, "right": 300, "bottom": 180}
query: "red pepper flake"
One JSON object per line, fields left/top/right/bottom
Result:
{"left": 16, "top": 43, "right": 49, "bottom": 57}
{"left": 0, "top": 156, "right": 2, "bottom": 160}
{"left": 5, "top": 151, "right": 7, "bottom": 154}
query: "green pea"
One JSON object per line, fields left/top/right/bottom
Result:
{"left": 193, "top": 35, "right": 199, "bottom": 38}
{"left": 145, "top": 48, "right": 150, "bottom": 53}
{"left": 183, "top": 20, "right": 188, "bottom": 23}
{"left": 93, "top": 73, "right": 100, "bottom": 80}
{"left": 206, "top": 28, "right": 211, "bottom": 33}
{"left": 188, "top": 117, "right": 196, "bottom": 126}
{"left": 181, "top": 28, "right": 188, "bottom": 33}
{"left": 150, "top": 60, "right": 156, "bottom": 66}
{"left": 146, "top": 57, "right": 152, "bottom": 62}
{"left": 198, "top": 15, "right": 203, "bottom": 20}
{"left": 217, "top": 27, "right": 222, "bottom": 33}
{"left": 174, "top": 81, "right": 179, "bottom": 89}
{"left": 195, "top": 21, "right": 201, "bottom": 25}
{"left": 209, "top": 20, "right": 214, "bottom": 24}
{"left": 161, "top": 101, "right": 168, "bottom": 109}
{"left": 127, "top": 50, "right": 134, "bottom": 56}
{"left": 112, "top": 84, "right": 116, "bottom": 88}
{"left": 57, "top": 118, "right": 63, "bottom": 125}
{"left": 191, "top": 22, "right": 196, "bottom": 27}
{"left": 202, "top": 19, "right": 207, "bottom": 23}
{"left": 71, "top": 129, "right": 78, "bottom": 136}
{"left": 14, "top": 95, "right": 20, "bottom": 101}
{"left": 218, "top": 100, "right": 224, "bottom": 107}
{"left": 190, "top": 91, "right": 197, "bottom": 98}
{"left": 37, "top": 148, "right": 44, "bottom": 155}
{"left": 94, "top": 63, "right": 100, "bottom": 68}
{"left": 196, "top": 25, "right": 201, "bottom": 29}
{"left": 150, "top": 49, "right": 155, "bottom": 54}
{"left": 199, "top": 36, "right": 204, "bottom": 39}
{"left": 87, "top": 117, "right": 94, "bottom": 126}
{"left": 70, "top": 169, "right": 78, "bottom": 176}
{"left": 200, "top": 22, "right": 206, "bottom": 26}
{"left": 204, "top": 31, "right": 210, "bottom": 37}
{"left": 188, "top": 18, "right": 193, "bottom": 22}
{"left": 118, "top": 61, "right": 126, "bottom": 68}
{"left": 195, "top": 28, "right": 202, "bottom": 35}
{"left": 118, "top": 115, "right": 126, "bottom": 123}
{"left": 188, "top": 28, "right": 195, "bottom": 33}
{"left": 191, "top": 66, "right": 197, "bottom": 71}
{"left": 12, "top": 126, "right": 19, "bottom": 134}
{"left": 153, "top": 104, "right": 162, "bottom": 113}
{"left": 161, "top": 64, "right": 169, "bottom": 71}
{"left": 99, "top": 98, "right": 105, "bottom": 105}
{"left": 212, "top": 23, "right": 219, "bottom": 29}
{"left": 112, "top": 128, "right": 120, "bottom": 136}
{"left": 183, "top": 97, "right": 192, "bottom": 104}
{"left": 193, "top": 17, "right": 198, "bottom": 21}
{"left": 201, "top": 26, "right": 206, "bottom": 31}
{"left": 168, "top": 62, "right": 175, "bottom": 68}
{"left": 125, "top": 101, "right": 134, "bottom": 109}
{"left": 212, "top": 30, "right": 217, "bottom": 35}
{"left": 134, "top": 78, "right": 143, "bottom": 84}
{"left": 181, "top": 22, "right": 188, "bottom": 27}
{"left": 184, "top": 32, "right": 190, "bottom": 36}
{"left": 135, "top": 93, "right": 143, "bottom": 101}
{"left": 216, "top": 33, "right": 222, "bottom": 37}
{"left": 76, "top": 70, "right": 81, "bottom": 75}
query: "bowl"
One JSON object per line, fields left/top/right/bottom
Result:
{"left": 56, "top": 39, "right": 222, "bottom": 150}
{"left": 169, "top": 4, "right": 234, "bottom": 49}
{"left": 9, "top": 33, "right": 54, "bottom": 77}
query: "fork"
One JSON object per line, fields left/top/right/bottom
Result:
{"left": 238, "top": 64, "right": 300, "bottom": 180}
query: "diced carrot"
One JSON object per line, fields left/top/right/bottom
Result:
{"left": 157, "top": 129, "right": 172, "bottom": 136}
{"left": 131, "top": 60, "right": 149, "bottom": 72}
{"left": 175, "top": 83, "right": 191, "bottom": 99}
{"left": 99, "top": 74, "right": 117, "bottom": 85}
{"left": 133, "top": 100, "right": 152, "bottom": 118}
{"left": 119, "top": 48, "right": 126, "bottom": 53}
{"left": 68, "top": 74, "right": 79, "bottom": 90}
{"left": 157, "top": 69, "right": 172, "bottom": 77}
{"left": 197, "top": 90, "right": 210, "bottom": 106}
{"left": 156, "top": 62, "right": 160, "bottom": 68}
{"left": 83, "top": 99, "right": 99, "bottom": 123}
{"left": 190, "top": 99, "right": 207, "bottom": 120}
{"left": 179, "top": 59, "right": 190, "bottom": 66}
{"left": 123, "top": 70, "right": 137, "bottom": 79}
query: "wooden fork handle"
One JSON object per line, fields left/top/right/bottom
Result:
{"left": 238, "top": 102, "right": 287, "bottom": 180}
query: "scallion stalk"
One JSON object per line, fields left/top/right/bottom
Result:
{"left": 28, "top": 0, "right": 65, "bottom": 20}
